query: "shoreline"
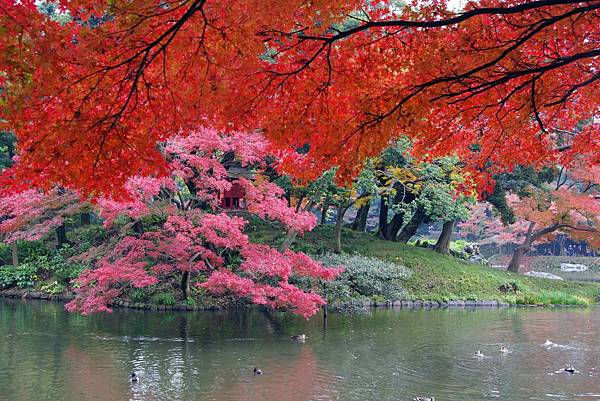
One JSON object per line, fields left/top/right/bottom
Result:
{"left": 0, "top": 288, "right": 588, "bottom": 311}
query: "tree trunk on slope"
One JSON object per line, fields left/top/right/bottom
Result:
{"left": 397, "top": 208, "right": 426, "bottom": 243}
{"left": 181, "top": 271, "right": 190, "bottom": 299}
{"left": 334, "top": 205, "right": 349, "bottom": 253}
{"left": 382, "top": 189, "right": 416, "bottom": 240}
{"left": 507, "top": 245, "right": 528, "bottom": 273}
{"left": 384, "top": 212, "right": 405, "bottom": 241}
{"left": 133, "top": 220, "right": 144, "bottom": 236}
{"left": 507, "top": 221, "right": 561, "bottom": 273}
{"left": 56, "top": 224, "right": 68, "bottom": 247}
{"left": 378, "top": 195, "right": 389, "bottom": 239}
{"left": 279, "top": 200, "right": 316, "bottom": 252}
{"left": 11, "top": 242, "right": 18, "bottom": 267}
{"left": 279, "top": 229, "right": 298, "bottom": 252}
{"left": 434, "top": 219, "right": 456, "bottom": 254}
{"left": 294, "top": 195, "right": 305, "bottom": 213}
{"left": 351, "top": 203, "right": 370, "bottom": 232}
{"left": 80, "top": 212, "right": 91, "bottom": 225}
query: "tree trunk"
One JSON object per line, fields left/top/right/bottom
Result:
{"left": 80, "top": 212, "right": 91, "bottom": 225}
{"left": 279, "top": 200, "right": 316, "bottom": 252}
{"left": 351, "top": 203, "right": 370, "bottom": 232}
{"left": 56, "top": 224, "right": 68, "bottom": 247}
{"left": 333, "top": 205, "right": 348, "bottom": 253}
{"left": 507, "top": 221, "right": 549, "bottom": 273}
{"left": 378, "top": 195, "right": 388, "bottom": 238}
{"left": 133, "top": 220, "right": 144, "bottom": 235}
{"left": 558, "top": 236, "right": 565, "bottom": 256}
{"left": 279, "top": 229, "right": 298, "bottom": 252}
{"left": 384, "top": 213, "right": 405, "bottom": 240}
{"left": 434, "top": 219, "right": 456, "bottom": 254}
{"left": 181, "top": 271, "right": 190, "bottom": 299}
{"left": 507, "top": 245, "right": 528, "bottom": 273}
{"left": 11, "top": 242, "right": 18, "bottom": 267}
{"left": 381, "top": 189, "right": 416, "bottom": 240}
{"left": 320, "top": 204, "right": 329, "bottom": 225}
{"left": 294, "top": 195, "right": 305, "bottom": 213}
{"left": 397, "top": 208, "right": 426, "bottom": 243}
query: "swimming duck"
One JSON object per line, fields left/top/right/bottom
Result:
{"left": 500, "top": 346, "right": 509, "bottom": 354}
{"left": 414, "top": 397, "right": 434, "bottom": 401}
{"left": 130, "top": 372, "right": 139, "bottom": 382}
{"left": 290, "top": 334, "right": 307, "bottom": 342}
{"left": 253, "top": 367, "right": 263, "bottom": 375}
{"left": 474, "top": 350, "right": 484, "bottom": 357}
{"left": 543, "top": 339, "right": 553, "bottom": 346}
{"left": 564, "top": 364, "right": 575, "bottom": 373}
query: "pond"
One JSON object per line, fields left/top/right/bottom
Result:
{"left": 1, "top": 299, "right": 600, "bottom": 401}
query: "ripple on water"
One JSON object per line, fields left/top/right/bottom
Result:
{"left": 4, "top": 301, "right": 600, "bottom": 401}
{"left": 92, "top": 335, "right": 195, "bottom": 343}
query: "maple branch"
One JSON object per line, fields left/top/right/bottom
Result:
{"left": 297, "top": 0, "right": 591, "bottom": 42}
{"left": 272, "top": 1, "right": 599, "bottom": 157}
{"left": 85, "top": 0, "right": 208, "bottom": 172}
{"left": 545, "top": 71, "right": 600, "bottom": 106}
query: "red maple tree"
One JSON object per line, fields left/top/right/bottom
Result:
{"left": 65, "top": 128, "right": 342, "bottom": 317}
{"left": 0, "top": 0, "right": 597, "bottom": 194}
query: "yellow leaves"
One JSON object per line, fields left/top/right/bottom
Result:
{"left": 387, "top": 166, "right": 416, "bottom": 182}
{"left": 354, "top": 195, "right": 371, "bottom": 208}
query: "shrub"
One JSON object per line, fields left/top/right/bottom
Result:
{"left": 516, "top": 291, "right": 590, "bottom": 306}
{"left": 68, "top": 225, "right": 108, "bottom": 253}
{"left": 0, "top": 243, "right": 10, "bottom": 265}
{"left": 314, "top": 253, "right": 411, "bottom": 305}
{"left": 24, "top": 249, "right": 85, "bottom": 284}
{"left": 130, "top": 288, "right": 150, "bottom": 303}
{"left": 150, "top": 291, "right": 176, "bottom": 306}
{"left": 0, "top": 263, "right": 39, "bottom": 288}
{"left": 183, "top": 297, "right": 197, "bottom": 306}
{"left": 0, "top": 265, "right": 15, "bottom": 288}
{"left": 18, "top": 241, "right": 51, "bottom": 262}
{"left": 40, "top": 281, "right": 66, "bottom": 295}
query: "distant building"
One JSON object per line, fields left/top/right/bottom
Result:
{"left": 219, "top": 163, "right": 256, "bottom": 209}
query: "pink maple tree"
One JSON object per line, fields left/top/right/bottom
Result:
{"left": 0, "top": 187, "right": 82, "bottom": 266}
{"left": 458, "top": 201, "right": 530, "bottom": 248}
{"left": 66, "top": 128, "right": 342, "bottom": 318}
{"left": 460, "top": 164, "right": 600, "bottom": 272}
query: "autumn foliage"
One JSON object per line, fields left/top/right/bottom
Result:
{"left": 0, "top": 0, "right": 598, "bottom": 313}
{"left": 0, "top": 0, "right": 598, "bottom": 195}
{"left": 460, "top": 164, "right": 600, "bottom": 271}
{"left": 0, "top": 189, "right": 81, "bottom": 242}
{"left": 64, "top": 128, "right": 342, "bottom": 317}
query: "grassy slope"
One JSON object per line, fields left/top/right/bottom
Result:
{"left": 247, "top": 220, "right": 600, "bottom": 305}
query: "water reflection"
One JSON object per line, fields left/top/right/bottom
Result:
{"left": 1, "top": 299, "right": 600, "bottom": 401}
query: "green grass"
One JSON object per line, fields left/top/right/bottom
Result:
{"left": 246, "top": 219, "right": 600, "bottom": 306}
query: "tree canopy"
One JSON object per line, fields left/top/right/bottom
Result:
{"left": 0, "top": 0, "right": 597, "bottom": 194}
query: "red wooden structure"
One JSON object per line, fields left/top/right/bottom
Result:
{"left": 220, "top": 181, "right": 246, "bottom": 209}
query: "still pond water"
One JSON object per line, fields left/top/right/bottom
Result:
{"left": 2, "top": 299, "right": 600, "bottom": 401}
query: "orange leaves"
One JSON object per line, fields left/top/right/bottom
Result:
{"left": 0, "top": 0, "right": 598, "bottom": 195}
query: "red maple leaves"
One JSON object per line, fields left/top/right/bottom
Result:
{"left": 65, "top": 128, "right": 341, "bottom": 317}
{"left": 0, "top": 0, "right": 597, "bottom": 194}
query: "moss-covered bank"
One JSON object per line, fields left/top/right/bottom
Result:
{"left": 2, "top": 220, "right": 600, "bottom": 308}
{"left": 248, "top": 222, "right": 600, "bottom": 306}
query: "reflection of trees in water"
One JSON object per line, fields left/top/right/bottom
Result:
{"left": 204, "top": 345, "right": 338, "bottom": 401}
{"left": 6, "top": 300, "right": 600, "bottom": 401}
{"left": 0, "top": 300, "right": 127, "bottom": 401}
{"left": 63, "top": 344, "right": 127, "bottom": 401}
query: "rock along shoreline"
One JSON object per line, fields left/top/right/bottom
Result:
{"left": 0, "top": 288, "right": 586, "bottom": 311}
